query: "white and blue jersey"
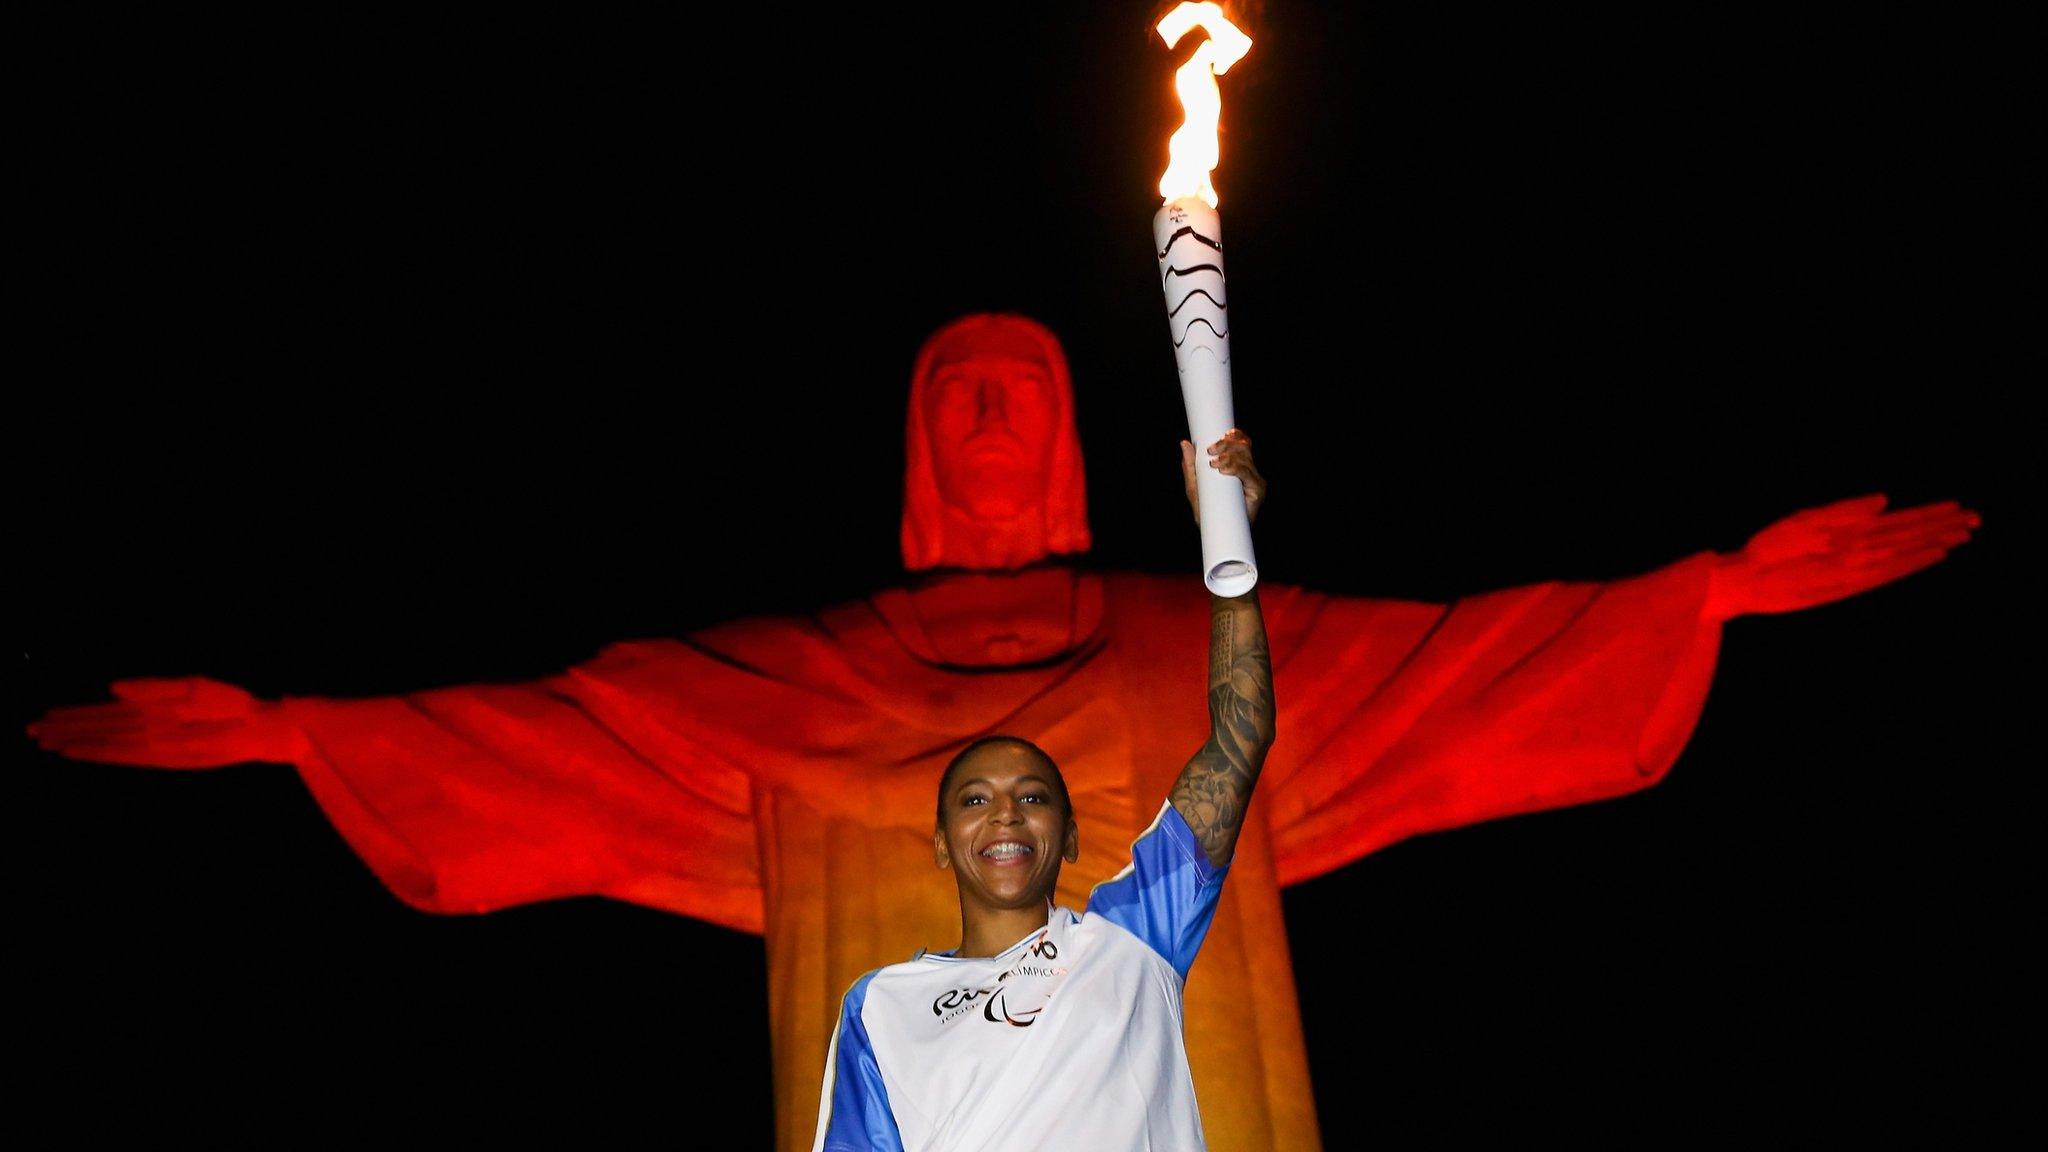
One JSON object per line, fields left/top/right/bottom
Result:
{"left": 812, "top": 801, "right": 1230, "bottom": 1152}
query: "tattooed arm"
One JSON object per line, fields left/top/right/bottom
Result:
{"left": 1173, "top": 430, "right": 1276, "bottom": 868}
{"left": 1172, "top": 588, "right": 1275, "bottom": 867}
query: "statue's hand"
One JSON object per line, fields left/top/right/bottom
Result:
{"left": 1703, "top": 493, "right": 1981, "bottom": 621}
{"left": 1181, "top": 428, "right": 1267, "bottom": 527}
{"left": 26, "top": 676, "right": 309, "bottom": 768}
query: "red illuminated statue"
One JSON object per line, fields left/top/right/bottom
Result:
{"left": 28, "top": 314, "right": 1978, "bottom": 1151}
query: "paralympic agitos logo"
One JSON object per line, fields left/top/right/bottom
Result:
{"left": 931, "top": 937, "right": 1064, "bottom": 1027}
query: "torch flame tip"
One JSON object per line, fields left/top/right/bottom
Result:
{"left": 1155, "top": 3, "right": 1249, "bottom": 210}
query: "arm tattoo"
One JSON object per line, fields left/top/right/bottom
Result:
{"left": 1171, "top": 590, "right": 1276, "bottom": 867}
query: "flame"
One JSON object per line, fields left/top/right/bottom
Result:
{"left": 1157, "top": 2, "right": 1252, "bottom": 207}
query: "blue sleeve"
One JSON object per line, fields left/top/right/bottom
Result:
{"left": 813, "top": 971, "right": 902, "bottom": 1152}
{"left": 1084, "top": 801, "right": 1230, "bottom": 979}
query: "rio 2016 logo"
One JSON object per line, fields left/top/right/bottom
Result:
{"left": 930, "top": 937, "right": 1064, "bottom": 1027}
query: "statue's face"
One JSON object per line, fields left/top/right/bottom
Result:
{"left": 923, "top": 354, "right": 1058, "bottom": 522}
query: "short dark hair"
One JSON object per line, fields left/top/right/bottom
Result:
{"left": 935, "top": 735, "right": 1072, "bottom": 826}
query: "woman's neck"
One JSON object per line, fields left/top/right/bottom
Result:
{"left": 954, "top": 899, "right": 1054, "bottom": 959}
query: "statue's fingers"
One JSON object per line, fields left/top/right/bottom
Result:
{"left": 26, "top": 703, "right": 150, "bottom": 736}
{"left": 28, "top": 723, "right": 165, "bottom": 761}
{"left": 1886, "top": 497, "right": 1978, "bottom": 517}
{"left": 1878, "top": 497, "right": 1963, "bottom": 517}
{"left": 28, "top": 729, "right": 162, "bottom": 762}
{"left": 1855, "top": 501, "right": 1970, "bottom": 533}
{"left": 1839, "top": 547, "right": 1952, "bottom": 589}
{"left": 1779, "top": 493, "right": 1887, "bottom": 530}
{"left": 1844, "top": 538, "right": 1965, "bottom": 569}
{"left": 110, "top": 677, "right": 205, "bottom": 703}
{"left": 29, "top": 713, "right": 245, "bottom": 751}
{"left": 1848, "top": 520, "right": 1978, "bottom": 556}
{"left": 30, "top": 738, "right": 151, "bottom": 765}
{"left": 28, "top": 725, "right": 144, "bottom": 755}
{"left": 43, "top": 737, "right": 239, "bottom": 770}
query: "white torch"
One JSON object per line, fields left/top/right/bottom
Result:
{"left": 1154, "top": 2, "right": 1256, "bottom": 596}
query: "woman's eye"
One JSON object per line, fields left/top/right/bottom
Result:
{"left": 963, "top": 796, "right": 986, "bottom": 806}
{"left": 1022, "top": 794, "right": 1046, "bottom": 804}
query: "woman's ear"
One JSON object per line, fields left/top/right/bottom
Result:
{"left": 1062, "top": 818, "right": 1080, "bottom": 863}
{"left": 934, "top": 827, "right": 952, "bottom": 870}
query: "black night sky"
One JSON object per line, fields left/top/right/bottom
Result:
{"left": 23, "top": 4, "right": 2027, "bottom": 1144}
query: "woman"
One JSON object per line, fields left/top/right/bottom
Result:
{"left": 812, "top": 430, "right": 1272, "bottom": 1152}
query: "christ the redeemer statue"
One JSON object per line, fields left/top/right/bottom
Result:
{"left": 28, "top": 313, "right": 1978, "bottom": 1151}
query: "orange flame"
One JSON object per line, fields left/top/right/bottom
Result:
{"left": 1157, "top": 2, "right": 1253, "bottom": 207}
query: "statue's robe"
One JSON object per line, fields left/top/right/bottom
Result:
{"left": 276, "top": 556, "right": 1718, "bottom": 1150}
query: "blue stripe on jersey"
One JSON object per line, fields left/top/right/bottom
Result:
{"left": 818, "top": 970, "right": 903, "bottom": 1152}
{"left": 1085, "top": 801, "right": 1230, "bottom": 979}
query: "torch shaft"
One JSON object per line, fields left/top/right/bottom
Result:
{"left": 1156, "top": 195, "right": 1257, "bottom": 596}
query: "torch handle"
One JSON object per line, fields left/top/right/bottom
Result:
{"left": 1181, "top": 365, "right": 1257, "bottom": 597}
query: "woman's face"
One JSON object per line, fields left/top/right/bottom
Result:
{"left": 922, "top": 354, "right": 1058, "bottom": 523}
{"left": 934, "top": 742, "right": 1078, "bottom": 914}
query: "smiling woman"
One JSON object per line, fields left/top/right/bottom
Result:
{"left": 812, "top": 435, "right": 1275, "bottom": 1152}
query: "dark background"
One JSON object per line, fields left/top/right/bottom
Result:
{"left": 23, "top": 3, "right": 2028, "bottom": 1144}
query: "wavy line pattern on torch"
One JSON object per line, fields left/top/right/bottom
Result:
{"left": 1161, "top": 262, "right": 1226, "bottom": 284}
{"left": 1168, "top": 290, "right": 1227, "bottom": 319}
{"left": 1156, "top": 226, "right": 1223, "bottom": 260}
{"left": 1172, "top": 318, "right": 1230, "bottom": 347}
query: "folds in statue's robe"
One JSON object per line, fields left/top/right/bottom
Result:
{"left": 277, "top": 553, "right": 1717, "bottom": 1151}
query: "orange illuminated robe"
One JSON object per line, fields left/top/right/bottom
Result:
{"left": 274, "top": 555, "right": 1719, "bottom": 1150}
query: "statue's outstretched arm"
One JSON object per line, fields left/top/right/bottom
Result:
{"left": 26, "top": 639, "right": 771, "bottom": 933}
{"left": 1257, "top": 494, "right": 1978, "bottom": 888}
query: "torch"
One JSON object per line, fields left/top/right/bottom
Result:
{"left": 1153, "top": 2, "right": 1255, "bottom": 596}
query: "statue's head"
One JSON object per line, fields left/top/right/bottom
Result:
{"left": 902, "top": 313, "right": 1091, "bottom": 571}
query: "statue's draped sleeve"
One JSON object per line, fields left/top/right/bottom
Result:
{"left": 267, "top": 551, "right": 1721, "bottom": 933}
{"left": 275, "top": 616, "right": 897, "bottom": 935}
{"left": 1258, "top": 551, "right": 1722, "bottom": 887}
